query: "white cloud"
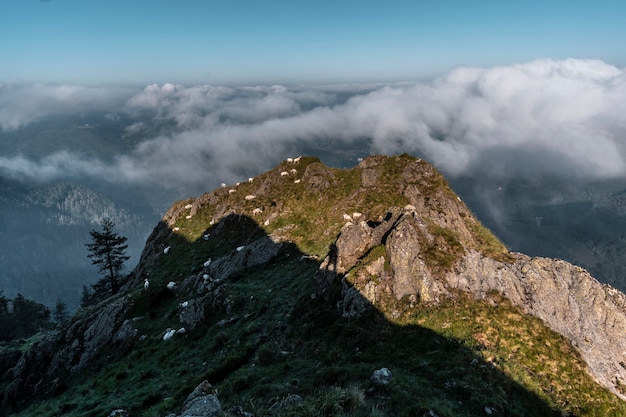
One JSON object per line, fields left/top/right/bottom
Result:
{"left": 1, "top": 59, "right": 625, "bottom": 196}
{"left": 0, "top": 84, "right": 131, "bottom": 130}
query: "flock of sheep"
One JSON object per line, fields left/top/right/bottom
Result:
{"left": 149, "top": 155, "right": 368, "bottom": 342}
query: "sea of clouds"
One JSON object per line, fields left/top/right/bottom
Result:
{"left": 1, "top": 58, "right": 624, "bottom": 197}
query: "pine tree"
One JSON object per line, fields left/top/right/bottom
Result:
{"left": 53, "top": 298, "right": 69, "bottom": 323}
{"left": 85, "top": 218, "right": 130, "bottom": 296}
{"left": 12, "top": 294, "right": 51, "bottom": 339}
{"left": 80, "top": 285, "right": 91, "bottom": 308}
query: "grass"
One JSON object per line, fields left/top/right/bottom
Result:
{"left": 11, "top": 237, "right": 626, "bottom": 417}
{"left": 6, "top": 155, "right": 626, "bottom": 416}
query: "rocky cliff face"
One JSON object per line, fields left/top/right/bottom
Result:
{"left": 3, "top": 154, "right": 626, "bottom": 413}
{"left": 315, "top": 204, "right": 626, "bottom": 398}
{"left": 310, "top": 156, "right": 626, "bottom": 398}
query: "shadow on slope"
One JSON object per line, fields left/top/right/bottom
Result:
{"left": 7, "top": 214, "right": 622, "bottom": 416}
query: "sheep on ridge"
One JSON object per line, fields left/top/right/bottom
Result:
{"left": 163, "top": 328, "right": 176, "bottom": 341}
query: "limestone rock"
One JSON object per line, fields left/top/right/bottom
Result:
{"left": 370, "top": 367, "right": 393, "bottom": 388}
{"left": 177, "top": 380, "right": 221, "bottom": 417}
{"left": 206, "top": 234, "right": 282, "bottom": 283}
{"left": 3, "top": 296, "right": 132, "bottom": 407}
{"left": 178, "top": 299, "right": 206, "bottom": 332}
{"left": 310, "top": 155, "right": 626, "bottom": 398}
{"left": 107, "top": 409, "right": 129, "bottom": 417}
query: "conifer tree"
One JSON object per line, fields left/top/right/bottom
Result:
{"left": 85, "top": 218, "right": 130, "bottom": 296}
{"left": 53, "top": 298, "right": 69, "bottom": 323}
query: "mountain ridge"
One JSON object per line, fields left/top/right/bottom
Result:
{"left": 3, "top": 154, "right": 626, "bottom": 416}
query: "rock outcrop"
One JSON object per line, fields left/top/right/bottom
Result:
{"left": 2, "top": 296, "right": 133, "bottom": 408}
{"left": 316, "top": 199, "right": 626, "bottom": 398}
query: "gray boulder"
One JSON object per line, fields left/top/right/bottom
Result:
{"left": 178, "top": 380, "right": 221, "bottom": 417}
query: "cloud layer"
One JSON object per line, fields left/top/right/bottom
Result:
{"left": 1, "top": 59, "right": 625, "bottom": 199}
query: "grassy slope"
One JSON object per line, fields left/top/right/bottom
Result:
{"left": 10, "top": 155, "right": 626, "bottom": 416}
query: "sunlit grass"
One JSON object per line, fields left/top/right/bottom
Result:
{"left": 9, "top": 155, "right": 626, "bottom": 417}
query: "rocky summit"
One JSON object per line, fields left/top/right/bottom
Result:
{"left": 2, "top": 154, "right": 626, "bottom": 416}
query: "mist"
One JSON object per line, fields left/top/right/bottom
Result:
{"left": 1, "top": 58, "right": 625, "bottom": 201}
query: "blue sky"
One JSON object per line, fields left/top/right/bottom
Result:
{"left": 1, "top": 0, "right": 625, "bottom": 86}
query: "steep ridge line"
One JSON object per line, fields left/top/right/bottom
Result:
{"left": 3, "top": 154, "right": 626, "bottom": 415}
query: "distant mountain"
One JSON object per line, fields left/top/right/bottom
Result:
{"left": 0, "top": 176, "right": 155, "bottom": 311}
{"left": 3, "top": 155, "right": 625, "bottom": 416}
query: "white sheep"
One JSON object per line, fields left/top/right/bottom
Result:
{"left": 184, "top": 203, "right": 193, "bottom": 209}
{"left": 167, "top": 281, "right": 177, "bottom": 290}
{"left": 203, "top": 258, "right": 212, "bottom": 267}
{"left": 294, "top": 179, "right": 301, "bottom": 184}
{"left": 245, "top": 195, "right": 256, "bottom": 201}
{"left": 144, "top": 278, "right": 150, "bottom": 291}
{"left": 163, "top": 328, "right": 176, "bottom": 341}
{"left": 293, "top": 156, "right": 302, "bottom": 164}
{"left": 248, "top": 177, "right": 254, "bottom": 183}
{"left": 173, "top": 227, "right": 180, "bottom": 232}
{"left": 289, "top": 168, "right": 297, "bottom": 174}
{"left": 163, "top": 246, "right": 171, "bottom": 254}
{"left": 185, "top": 215, "right": 192, "bottom": 219}
{"left": 236, "top": 245, "right": 245, "bottom": 252}
{"left": 180, "top": 301, "right": 189, "bottom": 308}
{"left": 177, "top": 327, "right": 187, "bottom": 334}
{"left": 252, "top": 208, "right": 262, "bottom": 215}
{"left": 280, "top": 171, "right": 289, "bottom": 177}
{"left": 342, "top": 213, "right": 353, "bottom": 222}
{"left": 352, "top": 212, "right": 362, "bottom": 219}
{"left": 287, "top": 157, "right": 293, "bottom": 163}
{"left": 228, "top": 189, "right": 236, "bottom": 194}
{"left": 220, "top": 183, "right": 226, "bottom": 188}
